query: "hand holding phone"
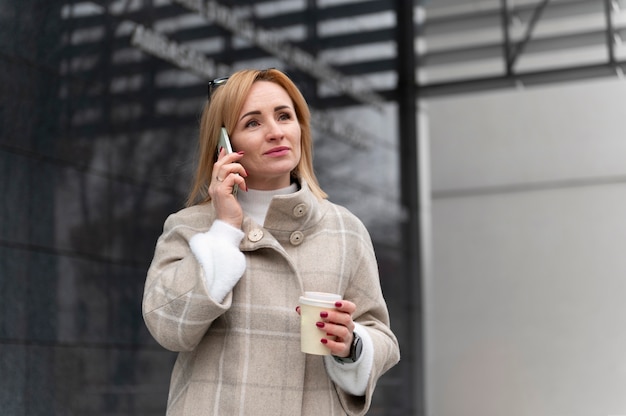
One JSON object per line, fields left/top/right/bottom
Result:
{"left": 216, "top": 127, "right": 239, "bottom": 196}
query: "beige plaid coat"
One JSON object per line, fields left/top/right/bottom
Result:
{"left": 143, "top": 182, "right": 400, "bottom": 415}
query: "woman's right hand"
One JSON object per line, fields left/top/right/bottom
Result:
{"left": 209, "top": 148, "right": 248, "bottom": 228}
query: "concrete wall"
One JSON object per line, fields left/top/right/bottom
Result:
{"left": 424, "top": 78, "right": 626, "bottom": 416}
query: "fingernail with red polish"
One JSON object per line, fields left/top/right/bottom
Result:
{"left": 316, "top": 322, "right": 324, "bottom": 328}
{"left": 320, "top": 311, "right": 328, "bottom": 318}
{"left": 335, "top": 301, "right": 343, "bottom": 308}
{"left": 320, "top": 338, "right": 328, "bottom": 344}
{"left": 237, "top": 151, "right": 244, "bottom": 155}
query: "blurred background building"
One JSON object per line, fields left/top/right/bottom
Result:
{"left": 1, "top": 0, "right": 625, "bottom": 415}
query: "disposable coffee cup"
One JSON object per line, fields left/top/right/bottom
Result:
{"left": 299, "top": 291, "right": 342, "bottom": 355}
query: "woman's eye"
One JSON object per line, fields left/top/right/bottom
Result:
{"left": 245, "top": 120, "right": 259, "bottom": 128}
{"left": 278, "top": 112, "right": 292, "bottom": 121}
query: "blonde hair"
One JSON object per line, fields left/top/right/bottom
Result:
{"left": 186, "top": 68, "right": 327, "bottom": 207}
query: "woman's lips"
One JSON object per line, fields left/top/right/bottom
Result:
{"left": 264, "top": 146, "right": 290, "bottom": 157}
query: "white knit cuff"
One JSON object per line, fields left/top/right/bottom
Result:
{"left": 189, "top": 220, "right": 246, "bottom": 303}
{"left": 324, "top": 322, "right": 374, "bottom": 396}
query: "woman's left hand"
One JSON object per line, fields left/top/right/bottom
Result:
{"left": 297, "top": 299, "right": 357, "bottom": 358}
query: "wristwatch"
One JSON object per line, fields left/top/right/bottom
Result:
{"left": 333, "top": 332, "right": 362, "bottom": 364}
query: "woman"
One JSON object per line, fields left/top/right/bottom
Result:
{"left": 143, "top": 68, "right": 400, "bottom": 415}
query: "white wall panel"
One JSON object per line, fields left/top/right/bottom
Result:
{"left": 425, "top": 78, "right": 626, "bottom": 416}
{"left": 428, "top": 78, "right": 626, "bottom": 192}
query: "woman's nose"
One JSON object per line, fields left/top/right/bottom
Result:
{"left": 266, "top": 120, "right": 284, "bottom": 140}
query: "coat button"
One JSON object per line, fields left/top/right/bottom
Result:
{"left": 292, "top": 203, "right": 307, "bottom": 218}
{"left": 289, "top": 231, "right": 304, "bottom": 245}
{"left": 248, "top": 229, "right": 264, "bottom": 242}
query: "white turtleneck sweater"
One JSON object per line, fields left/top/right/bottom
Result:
{"left": 237, "top": 183, "right": 299, "bottom": 226}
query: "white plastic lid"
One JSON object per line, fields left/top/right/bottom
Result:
{"left": 299, "top": 291, "right": 342, "bottom": 308}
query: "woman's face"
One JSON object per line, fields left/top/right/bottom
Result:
{"left": 230, "top": 81, "right": 302, "bottom": 190}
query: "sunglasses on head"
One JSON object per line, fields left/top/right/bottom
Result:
{"left": 207, "top": 76, "right": 229, "bottom": 101}
{"left": 206, "top": 68, "right": 281, "bottom": 101}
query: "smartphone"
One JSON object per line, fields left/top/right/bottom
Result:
{"left": 217, "top": 127, "right": 238, "bottom": 195}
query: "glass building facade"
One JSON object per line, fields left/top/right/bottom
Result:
{"left": 1, "top": 1, "right": 411, "bottom": 414}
